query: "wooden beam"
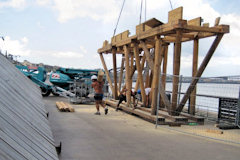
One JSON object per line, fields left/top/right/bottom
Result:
{"left": 189, "top": 39, "right": 199, "bottom": 115}
{"left": 133, "top": 43, "right": 147, "bottom": 106}
{"left": 162, "top": 45, "right": 168, "bottom": 91}
{"left": 130, "top": 52, "right": 134, "bottom": 74}
{"left": 151, "top": 37, "right": 163, "bottom": 115}
{"left": 130, "top": 65, "right": 136, "bottom": 78}
{"left": 214, "top": 17, "right": 221, "bottom": 26}
{"left": 176, "top": 34, "right": 224, "bottom": 114}
{"left": 149, "top": 71, "right": 153, "bottom": 88}
{"left": 134, "top": 55, "right": 146, "bottom": 92}
{"left": 203, "top": 23, "right": 209, "bottom": 27}
{"left": 187, "top": 17, "right": 201, "bottom": 26}
{"left": 168, "top": 7, "right": 183, "bottom": 23}
{"left": 99, "top": 53, "right": 114, "bottom": 94}
{"left": 137, "top": 19, "right": 186, "bottom": 40}
{"left": 145, "top": 49, "right": 154, "bottom": 88}
{"left": 144, "top": 67, "right": 150, "bottom": 88}
{"left": 184, "top": 25, "right": 229, "bottom": 33}
{"left": 118, "top": 55, "right": 125, "bottom": 93}
{"left": 171, "top": 30, "right": 182, "bottom": 115}
{"left": 112, "top": 48, "right": 118, "bottom": 99}
{"left": 160, "top": 45, "right": 168, "bottom": 108}
{"left": 97, "top": 43, "right": 112, "bottom": 53}
{"left": 124, "top": 45, "right": 132, "bottom": 107}
{"left": 140, "top": 41, "right": 154, "bottom": 70}
{"left": 105, "top": 99, "right": 165, "bottom": 123}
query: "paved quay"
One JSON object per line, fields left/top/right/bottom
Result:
{"left": 44, "top": 96, "right": 240, "bottom": 160}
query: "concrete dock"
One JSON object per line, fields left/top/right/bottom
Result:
{"left": 45, "top": 96, "right": 240, "bottom": 160}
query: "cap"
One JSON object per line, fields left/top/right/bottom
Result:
{"left": 91, "top": 75, "right": 97, "bottom": 80}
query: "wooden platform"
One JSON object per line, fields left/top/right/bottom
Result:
{"left": 136, "top": 107, "right": 188, "bottom": 123}
{"left": 105, "top": 99, "right": 165, "bottom": 124}
{"left": 158, "top": 108, "right": 205, "bottom": 125}
{"left": 56, "top": 101, "right": 75, "bottom": 112}
{"left": 105, "top": 99, "right": 204, "bottom": 125}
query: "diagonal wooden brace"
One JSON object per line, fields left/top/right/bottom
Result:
{"left": 176, "top": 34, "right": 224, "bottom": 114}
{"left": 140, "top": 41, "right": 154, "bottom": 70}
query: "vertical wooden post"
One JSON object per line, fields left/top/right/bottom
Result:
{"left": 118, "top": 55, "right": 125, "bottom": 93}
{"left": 160, "top": 45, "right": 168, "bottom": 108}
{"left": 190, "top": 39, "right": 199, "bottom": 115}
{"left": 171, "top": 30, "right": 182, "bottom": 115}
{"left": 112, "top": 48, "right": 118, "bottom": 99}
{"left": 134, "top": 54, "right": 146, "bottom": 92}
{"left": 144, "top": 67, "right": 150, "bottom": 88}
{"left": 130, "top": 53, "right": 134, "bottom": 72}
{"left": 162, "top": 45, "right": 168, "bottom": 90}
{"left": 133, "top": 43, "right": 146, "bottom": 106}
{"left": 176, "top": 34, "right": 224, "bottom": 114}
{"left": 124, "top": 45, "right": 131, "bottom": 107}
{"left": 151, "top": 36, "right": 163, "bottom": 115}
{"left": 148, "top": 71, "right": 153, "bottom": 88}
{"left": 99, "top": 53, "right": 114, "bottom": 95}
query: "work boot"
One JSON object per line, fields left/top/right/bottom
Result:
{"left": 94, "top": 112, "right": 100, "bottom": 115}
{"left": 104, "top": 107, "right": 108, "bottom": 115}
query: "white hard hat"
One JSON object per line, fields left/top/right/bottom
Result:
{"left": 91, "top": 75, "right": 97, "bottom": 80}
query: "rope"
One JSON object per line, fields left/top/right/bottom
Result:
{"left": 113, "top": 0, "right": 126, "bottom": 37}
{"left": 169, "top": 0, "right": 173, "bottom": 10}
{"left": 144, "top": 0, "right": 147, "bottom": 21}
{"left": 139, "top": 0, "right": 143, "bottom": 24}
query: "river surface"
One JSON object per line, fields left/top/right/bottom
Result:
{"left": 165, "top": 83, "right": 240, "bottom": 113}
{"left": 113, "top": 82, "right": 240, "bottom": 113}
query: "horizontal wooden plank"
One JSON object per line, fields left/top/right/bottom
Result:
{"left": 187, "top": 17, "right": 201, "bottom": 26}
{"left": 184, "top": 24, "right": 229, "bottom": 33}
{"left": 115, "top": 35, "right": 137, "bottom": 47}
{"left": 105, "top": 99, "right": 165, "bottom": 123}
{"left": 97, "top": 44, "right": 112, "bottom": 53}
{"left": 136, "top": 106, "right": 188, "bottom": 123}
{"left": 180, "top": 112, "right": 204, "bottom": 124}
{"left": 206, "top": 129, "right": 223, "bottom": 134}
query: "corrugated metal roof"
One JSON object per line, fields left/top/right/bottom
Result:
{"left": 0, "top": 54, "right": 58, "bottom": 160}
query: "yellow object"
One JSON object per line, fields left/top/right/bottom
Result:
{"left": 97, "top": 69, "right": 104, "bottom": 82}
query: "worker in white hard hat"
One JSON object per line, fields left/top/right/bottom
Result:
{"left": 91, "top": 75, "right": 108, "bottom": 115}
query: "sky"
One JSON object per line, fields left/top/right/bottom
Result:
{"left": 0, "top": 0, "right": 239, "bottom": 77}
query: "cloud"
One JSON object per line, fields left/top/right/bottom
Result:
{"left": 36, "top": 0, "right": 51, "bottom": 6}
{"left": 52, "top": 51, "right": 83, "bottom": 58}
{"left": 0, "top": 36, "right": 88, "bottom": 68}
{"left": 37, "top": 21, "right": 45, "bottom": 29}
{"left": 0, "top": 0, "right": 26, "bottom": 9}
{"left": 38, "top": 0, "right": 120, "bottom": 23}
{"left": 1, "top": 36, "right": 30, "bottom": 56}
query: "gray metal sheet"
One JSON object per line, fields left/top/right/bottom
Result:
{"left": 0, "top": 54, "right": 58, "bottom": 160}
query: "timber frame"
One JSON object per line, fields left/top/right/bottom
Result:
{"left": 97, "top": 7, "right": 229, "bottom": 120}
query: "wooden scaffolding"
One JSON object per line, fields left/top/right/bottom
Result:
{"left": 97, "top": 7, "right": 229, "bottom": 124}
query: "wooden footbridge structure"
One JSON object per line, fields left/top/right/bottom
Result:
{"left": 97, "top": 7, "right": 229, "bottom": 125}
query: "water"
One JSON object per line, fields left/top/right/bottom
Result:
{"left": 115, "top": 82, "right": 240, "bottom": 113}
{"left": 166, "top": 83, "right": 240, "bottom": 113}
{"left": 166, "top": 83, "right": 240, "bottom": 98}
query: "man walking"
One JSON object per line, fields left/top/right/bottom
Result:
{"left": 91, "top": 75, "right": 108, "bottom": 115}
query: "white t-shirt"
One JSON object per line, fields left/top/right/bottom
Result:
{"left": 145, "top": 88, "right": 151, "bottom": 95}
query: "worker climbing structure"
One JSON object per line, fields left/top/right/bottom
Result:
{"left": 97, "top": 7, "right": 229, "bottom": 125}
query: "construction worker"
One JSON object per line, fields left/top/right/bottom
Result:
{"left": 137, "top": 87, "right": 151, "bottom": 107}
{"left": 91, "top": 75, "right": 108, "bottom": 115}
{"left": 116, "top": 86, "right": 136, "bottom": 111}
